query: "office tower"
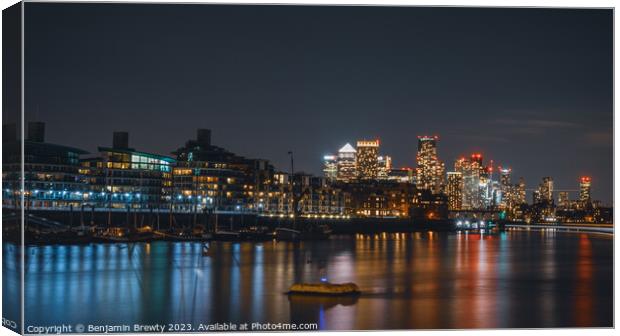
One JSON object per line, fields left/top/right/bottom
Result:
{"left": 479, "top": 161, "right": 495, "bottom": 208}
{"left": 416, "top": 135, "right": 445, "bottom": 193}
{"left": 499, "top": 167, "right": 511, "bottom": 187}
{"left": 377, "top": 155, "right": 392, "bottom": 180}
{"left": 323, "top": 155, "right": 338, "bottom": 181}
{"left": 580, "top": 176, "right": 592, "bottom": 202}
{"left": 538, "top": 177, "right": 554, "bottom": 203}
{"left": 454, "top": 154, "right": 483, "bottom": 209}
{"left": 558, "top": 191, "right": 569, "bottom": 209}
{"left": 498, "top": 167, "right": 513, "bottom": 209}
{"left": 336, "top": 143, "right": 357, "bottom": 182}
{"left": 517, "top": 177, "right": 526, "bottom": 204}
{"left": 446, "top": 172, "right": 463, "bottom": 210}
{"left": 356, "top": 139, "right": 380, "bottom": 180}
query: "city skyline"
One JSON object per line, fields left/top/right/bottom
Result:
{"left": 19, "top": 4, "right": 612, "bottom": 203}
{"left": 8, "top": 120, "right": 608, "bottom": 207}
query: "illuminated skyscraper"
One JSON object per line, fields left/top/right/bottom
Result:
{"left": 498, "top": 167, "right": 513, "bottom": 209}
{"left": 336, "top": 143, "right": 356, "bottom": 182}
{"left": 499, "top": 167, "right": 512, "bottom": 187}
{"left": 446, "top": 172, "right": 463, "bottom": 210}
{"left": 517, "top": 177, "right": 526, "bottom": 204}
{"left": 377, "top": 155, "right": 392, "bottom": 180}
{"left": 356, "top": 140, "right": 380, "bottom": 180}
{"left": 415, "top": 136, "right": 445, "bottom": 193}
{"left": 323, "top": 155, "right": 337, "bottom": 182}
{"left": 558, "top": 191, "right": 569, "bottom": 209}
{"left": 538, "top": 177, "right": 554, "bottom": 203}
{"left": 580, "top": 176, "right": 591, "bottom": 202}
{"left": 454, "top": 154, "right": 483, "bottom": 209}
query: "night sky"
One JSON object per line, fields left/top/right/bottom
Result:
{"left": 23, "top": 4, "right": 612, "bottom": 204}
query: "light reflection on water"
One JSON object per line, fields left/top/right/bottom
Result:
{"left": 9, "top": 230, "right": 612, "bottom": 330}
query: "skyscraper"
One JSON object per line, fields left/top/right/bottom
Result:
{"left": 446, "top": 172, "right": 463, "bottom": 210}
{"left": 356, "top": 139, "right": 380, "bottom": 180}
{"left": 336, "top": 143, "right": 356, "bottom": 182}
{"left": 416, "top": 136, "right": 445, "bottom": 193}
{"left": 558, "top": 191, "right": 569, "bottom": 209}
{"left": 517, "top": 177, "right": 526, "bottom": 205}
{"left": 498, "top": 167, "right": 513, "bottom": 209}
{"left": 377, "top": 155, "right": 392, "bottom": 180}
{"left": 499, "top": 167, "right": 512, "bottom": 187}
{"left": 539, "top": 177, "right": 554, "bottom": 203}
{"left": 454, "top": 154, "right": 483, "bottom": 209}
{"left": 580, "top": 176, "right": 592, "bottom": 203}
{"left": 323, "top": 155, "right": 337, "bottom": 182}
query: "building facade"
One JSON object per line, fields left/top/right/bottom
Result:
{"left": 446, "top": 171, "right": 463, "bottom": 210}
{"left": 415, "top": 136, "right": 445, "bottom": 193}
{"left": 336, "top": 143, "right": 357, "bottom": 182}
{"left": 80, "top": 132, "right": 175, "bottom": 210}
{"left": 356, "top": 139, "right": 380, "bottom": 180}
{"left": 3, "top": 122, "right": 89, "bottom": 209}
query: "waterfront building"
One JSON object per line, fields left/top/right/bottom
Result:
{"left": 297, "top": 176, "right": 349, "bottom": 216}
{"left": 258, "top": 171, "right": 293, "bottom": 215}
{"left": 343, "top": 181, "right": 416, "bottom": 218}
{"left": 323, "top": 155, "right": 338, "bottom": 182}
{"left": 377, "top": 155, "right": 392, "bottom": 180}
{"left": 410, "top": 189, "right": 449, "bottom": 220}
{"left": 580, "top": 176, "right": 592, "bottom": 203}
{"left": 356, "top": 139, "right": 380, "bottom": 180}
{"left": 336, "top": 143, "right": 357, "bottom": 182}
{"left": 80, "top": 131, "right": 175, "bottom": 210}
{"left": 446, "top": 172, "right": 463, "bottom": 210}
{"left": 171, "top": 129, "right": 261, "bottom": 212}
{"left": 3, "top": 122, "right": 89, "bottom": 209}
{"left": 258, "top": 172, "right": 348, "bottom": 216}
{"left": 415, "top": 135, "right": 445, "bottom": 193}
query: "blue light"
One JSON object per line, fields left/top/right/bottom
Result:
{"left": 320, "top": 277, "right": 328, "bottom": 283}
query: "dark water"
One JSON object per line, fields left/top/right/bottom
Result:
{"left": 7, "top": 230, "right": 614, "bottom": 330}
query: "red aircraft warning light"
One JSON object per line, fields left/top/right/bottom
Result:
{"left": 581, "top": 176, "right": 591, "bottom": 183}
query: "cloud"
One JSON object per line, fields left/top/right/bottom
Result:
{"left": 489, "top": 118, "right": 580, "bottom": 135}
{"left": 451, "top": 134, "right": 511, "bottom": 143}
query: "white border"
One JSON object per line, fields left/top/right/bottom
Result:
{"left": 0, "top": 1, "right": 616, "bottom": 336}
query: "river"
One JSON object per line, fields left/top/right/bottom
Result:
{"left": 3, "top": 229, "right": 613, "bottom": 331}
